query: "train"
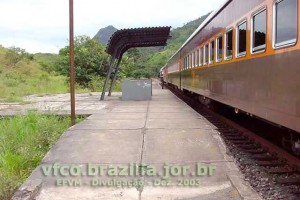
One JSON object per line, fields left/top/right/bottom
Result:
{"left": 161, "top": 0, "right": 300, "bottom": 154}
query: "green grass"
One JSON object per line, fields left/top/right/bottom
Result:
{"left": 33, "top": 53, "right": 60, "bottom": 73}
{"left": 0, "top": 72, "right": 69, "bottom": 102}
{"left": 0, "top": 47, "right": 69, "bottom": 102}
{"left": 0, "top": 113, "right": 83, "bottom": 200}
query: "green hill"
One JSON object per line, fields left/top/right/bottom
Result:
{"left": 0, "top": 46, "right": 68, "bottom": 102}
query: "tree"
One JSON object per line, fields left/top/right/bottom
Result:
{"left": 57, "top": 36, "right": 110, "bottom": 87}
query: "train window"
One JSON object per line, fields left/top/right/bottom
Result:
{"left": 186, "top": 56, "right": 188, "bottom": 69}
{"left": 186, "top": 57, "right": 188, "bottom": 70}
{"left": 194, "top": 50, "right": 198, "bottom": 67}
{"left": 204, "top": 44, "right": 209, "bottom": 64}
{"left": 190, "top": 54, "right": 192, "bottom": 68}
{"left": 209, "top": 40, "right": 215, "bottom": 64}
{"left": 195, "top": 51, "right": 197, "bottom": 67}
{"left": 187, "top": 55, "right": 189, "bottom": 69}
{"left": 191, "top": 53, "right": 194, "bottom": 67}
{"left": 225, "top": 28, "right": 233, "bottom": 60}
{"left": 199, "top": 47, "right": 203, "bottom": 66}
{"left": 186, "top": 56, "right": 189, "bottom": 69}
{"left": 196, "top": 49, "right": 199, "bottom": 67}
{"left": 237, "top": 20, "right": 247, "bottom": 57}
{"left": 273, "top": 0, "right": 298, "bottom": 48}
{"left": 251, "top": 8, "right": 266, "bottom": 53}
{"left": 197, "top": 50, "right": 199, "bottom": 66}
{"left": 193, "top": 51, "right": 196, "bottom": 67}
{"left": 187, "top": 56, "right": 189, "bottom": 69}
{"left": 216, "top": 35, "right": 223, "bottom": 62}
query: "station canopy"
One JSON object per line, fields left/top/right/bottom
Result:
{"left": 100, "top": 26, "right": 171, "bottom": 100}
{"left": 106, "top": 27, "right": 171, "bottom": 58}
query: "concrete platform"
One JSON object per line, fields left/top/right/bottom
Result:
{"left": 0, "top": 92, "right": 110, "bottom": 116}
{"left": 13, "top": 80, "right": 261, "bottom": 200}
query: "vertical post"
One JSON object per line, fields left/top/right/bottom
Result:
{"left": 108, "top": 56, "right": 122, "bottom": 96}
{"left": 101, "top": 57, "right": 115, "bottom": 100}
{"left": 69, "top": 0, "right": 76, "bottom": 125}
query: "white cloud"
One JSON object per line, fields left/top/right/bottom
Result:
{"left": 0, "top": 0, "right": 224, "bottom": 53}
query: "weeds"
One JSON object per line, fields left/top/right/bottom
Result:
{"left": 0, "top": 113, "right": 75, "bottom": 199}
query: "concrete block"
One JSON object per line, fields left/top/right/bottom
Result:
{"left": 122, "top": 79, "right": 152, "bottom": 101}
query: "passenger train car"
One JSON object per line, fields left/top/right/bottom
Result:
{"left": 161, "top": 0, "right": 300, "bottom": 151}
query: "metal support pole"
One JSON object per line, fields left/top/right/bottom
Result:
{"left": 69, "top": 0, "right": 76, "bottom": 125}
{"left": 100, "top": 57, "right": 116, "bottom": 100}
{"left": 108, "top": 56, "right": 122, "bottom": 96}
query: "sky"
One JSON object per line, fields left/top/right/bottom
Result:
{"left": 0, "top": 0, "right": 224, "bottom": 53}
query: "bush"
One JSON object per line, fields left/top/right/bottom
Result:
{"left": 131, "top": 68, "right": 152, "bottom": 79}
{"left": 57, "top": 36, "right": 110, "bottom": 87}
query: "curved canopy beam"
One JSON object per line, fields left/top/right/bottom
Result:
{"left": 106, "top": 27, "right": 171, "bottom": 58}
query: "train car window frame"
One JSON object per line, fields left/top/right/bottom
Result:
{"left": 216, "top": 35, "right": 223, "bottom": 62}
{"left": 273, "top": 0, "right": 298, "bottom": 49}
{"left": 204, "top": 44, "right": 209, "bottom": 65}
{"left": 236, "top": 19, "right": 247, "bottom": 58}
{"left": 199, "top": 47, "right": 203, "bottom": 66}
{"left": 251, "top": 7, "right": 267, "bottom": 54}
{"left": 209, "top": 40, "right": 215, "bottom": 64}
{"left": 225, "top": 28, "right": 233, "bottom": 60}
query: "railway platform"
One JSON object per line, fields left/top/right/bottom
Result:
{"left": 13, "top": 80, "right": 261, "bottom": 200}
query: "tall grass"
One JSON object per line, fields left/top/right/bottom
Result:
{"left": 0, "top": 70, "right": 69, "bottom": 102}
{"left": 0, "top": 113, "right": 74, "bottom": 200}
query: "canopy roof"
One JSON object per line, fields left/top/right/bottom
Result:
{"left": 106, "top": 27, "right": 171, "bottom": 58}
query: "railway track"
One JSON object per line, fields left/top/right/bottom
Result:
{"left": 165, "top": 84, "right": 300, "bottom": 200}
